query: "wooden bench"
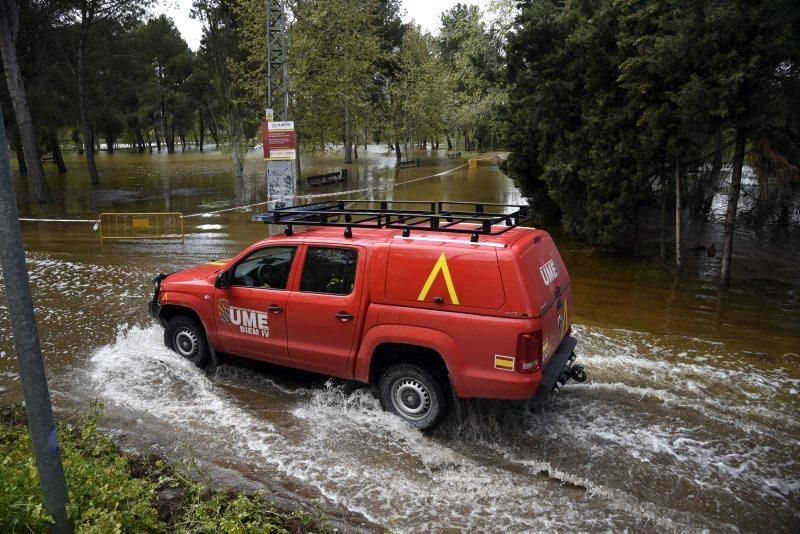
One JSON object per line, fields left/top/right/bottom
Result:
{"left": 306, "top": 170, "right": 347, "bottom": 187}
{"left": 397, "top": 158, "right": 421, "bottom": 168}
{"left": 447, "top": 152, "right": 461, "bottom": 159}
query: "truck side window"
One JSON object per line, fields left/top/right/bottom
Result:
{"left": 231, "top": 246, "right": 296, "bottom": 289}
{"left": 300, "top": 247, "right": 358, "bottom": 295}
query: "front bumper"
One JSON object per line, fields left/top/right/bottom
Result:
{"left": 148, "top": 273, "right": 168, "bottom": 318}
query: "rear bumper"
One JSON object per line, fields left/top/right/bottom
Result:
{"left": 532, "top": 335, "right": 577, "bottom": 401}
{"left": 456, "top": 335, "right": 579, "bottom": 400}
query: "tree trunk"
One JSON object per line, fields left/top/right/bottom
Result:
{"left": 394, "top": 140, "right": 401, "bottom": 160}
{"left": 446, "top": 133, "right": 452, "bottom": 151}
{"left": 105, "top": 133, "right": 114, "bottom": 154}
{"left": 721, "top": 132, "right": 746, "bottom": 285}
{"left": 209, "top": 121, "right": 219, "bottom": 149}
{"left": 354, "top": 143, "right": 358, "bottom": 159}
{"left": 178, "top": 126, "right": 185, "bottom": 152}
{"left": 48, "top": 131, "right": 66, "bottom": 173}
{"left": 9, "top": 135, "right": 28, "bottom": 176}
{"left": 154, "top": 129, "right": 161, "bottom": 151}
{"left": 703, "top": 132, "right": 724, "bottom": 216}
{"left": 0, "top": 7, "right": 51, "bottom": 201}
{"left": 434, "top": 139, "right": 439, "bottom": 150}
{"left": 135, "top": 127, "right": 145, "bottom": 153}
{"left": 161, "top": 91, "right": 174, "bottom": 153}
{"left": 226, "top": 106, "right": 246, "bottom": 178}
{"left": 659, "top": 175, "right": 667, "bottom": 262}
{"left": 77, "top": 29, "right": 99, "bottom": 185}
{"left": 675, "top": 155, "right": 683, "bottom": 270}
{"left": 343, "top": 105, "right": 353, "bottom": 164}
{"left": 230, "top": 139, "right": 244, "bottom": 178}
{"left": 199, "top": 111, "right": 205, "bottom": 152}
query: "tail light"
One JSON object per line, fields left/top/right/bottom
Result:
{"left": 517, "top": 331, "right": 542, "bottom": 373}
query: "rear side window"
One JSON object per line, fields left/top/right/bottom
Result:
{"left": 300, "top": 247, "right": 358, "bottom": 295}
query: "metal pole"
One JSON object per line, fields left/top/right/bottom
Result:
{"left": 280, "top": 7, "right": 289, "bottom": 120}
{"left": 266, "top": 0, "right": 272, "bottom": 111}
{"left": 0, "top": 105, "right": 71, "bottom": 531}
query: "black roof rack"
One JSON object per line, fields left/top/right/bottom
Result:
{"left": 252, "top": 200, "right": 531, "bottom": 242}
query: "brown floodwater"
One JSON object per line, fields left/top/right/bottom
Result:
{"left": 1, "top": 147, "right": 799, "bottom": 532}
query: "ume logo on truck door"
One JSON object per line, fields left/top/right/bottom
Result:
{"left": 539, "top": 259, "right": 560, "bottom": 286}
{"left": 218, "top": 299, "right": 270, "bottom": 337}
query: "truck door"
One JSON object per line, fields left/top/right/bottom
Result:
{"left": 213, "top": 246, "right": 297, "bottom": 364}
{"left": 285, "top": 245, "right": 364, "bottom": 376}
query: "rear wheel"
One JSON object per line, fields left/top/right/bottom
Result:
{"left": 378, "top": 363, "right": 446, "bottom": 430}
{"left": 164, "top": 316, "right": 209, "bottom": 368}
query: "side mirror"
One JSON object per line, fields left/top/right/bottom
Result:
{"left": 215, "top": 271, "right": 231, "bottom": 289}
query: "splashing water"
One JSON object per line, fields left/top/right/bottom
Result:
{"left": 78, "top": 323, "right": 799, "bottom": 532}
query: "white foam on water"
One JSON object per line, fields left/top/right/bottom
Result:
{"left": 196, "top": 224, "right": 223, "bottom": 230}
{"left": 81, "top": 322, "right": 800, "bottom": 531}
{"left": 572, "top": 325, "right": 800, "bottom": 430}
{"left": 86, "top": 325, "right": 685, "bottom": 532}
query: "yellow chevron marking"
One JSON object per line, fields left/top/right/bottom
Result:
{"left": 417, "top": 252, "right": 460, "bottom": 305}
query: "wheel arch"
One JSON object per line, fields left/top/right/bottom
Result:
{"left": 158, "top": 303, "right": 218, "bottom": 347}
{"left": 159, "top": 303, "right": 204, "bottom": 327}
{"left": 369, "top": 343, "right": 449, "bottom": 386}
{"left": 354, "top": 325, "right": 463, "bottom": 395}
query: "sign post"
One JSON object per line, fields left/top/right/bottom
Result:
{"left": 262, "top": 121, "right": 297, "bottom": 208}
{"left": 0, "top": 105, "right": 71, "bottom": 531}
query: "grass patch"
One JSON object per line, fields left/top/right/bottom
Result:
{"left": 0, "top": 403, "right": 329, "bottom": 533}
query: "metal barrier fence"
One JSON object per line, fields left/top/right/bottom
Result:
{"left": 98, "top": 212, "right": 184, "bottom": 241}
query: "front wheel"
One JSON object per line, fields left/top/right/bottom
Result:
{"left": 164, "top": 316, "right": 210, "bottom": 368}
{"left": 378, "top": 363, "right": 446, "bottom": 430}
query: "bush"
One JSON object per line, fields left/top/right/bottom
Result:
{"left": 0, "top": 404, "right": 329, "bottom": 533}
{"left": 0, "top": 404, "right": 160, "bottom": 532}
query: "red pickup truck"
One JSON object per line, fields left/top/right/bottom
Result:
{"left": 149, "top": 201, "right": 585, "bottom": 429}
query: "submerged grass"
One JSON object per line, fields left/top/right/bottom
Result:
{"left": 0, "top": 403, "right": 329, "bottom": 533}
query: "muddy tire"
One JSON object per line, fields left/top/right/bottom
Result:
{"left": 164, "top": 316, "right": 210, "bottom": 368}
{"left": 378, "top": 363, "right": 446, "bottom": 430}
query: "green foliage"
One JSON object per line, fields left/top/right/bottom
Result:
{"left": 176, "top": 487, "right": 321, "bottom": 533}
{"left": 0, "top": 404, "right": 329, "bottom": 533}
{"left": 133, "top": 15, "right": 196, "bottom": 152}
{"left": 287, "top": 0, "right": 383, "bottom": 151}
{"left": 1, "top": 405, "right": 160, "bottom": 532}
{"left": 439, "top": 3, "right": 507, "bottom": 150}
{"left": 386, "top": 25, "right": 453, "bottom": 156}
{"left": 504, "top": 0, "right": 800, "bottom": 250}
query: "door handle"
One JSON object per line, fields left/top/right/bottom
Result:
{"left": 268, "top": 304, "right": 284, "bottom": 313}
{"left": 334, "top": 311, "right": 354, "bottom": 322}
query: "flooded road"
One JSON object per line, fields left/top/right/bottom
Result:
{"left": 1, "top": 148, "right": 799, "bottom": 531}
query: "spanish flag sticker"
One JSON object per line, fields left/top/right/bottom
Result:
{"left": 494, "top": 355, "right": 515, "bottom": 371}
